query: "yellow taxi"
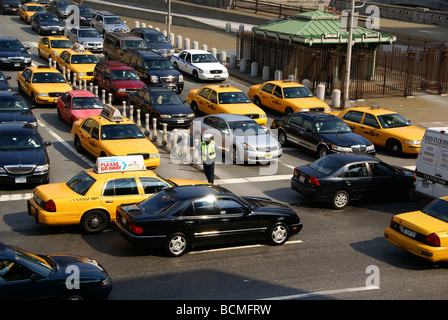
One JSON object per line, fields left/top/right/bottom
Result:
{"left": 71, "top": 105, "right": 160, "bottom": 169}
{"left": 38, "top": 36, "right": 73, "bottom": 61}
{"left": 19, "top": 3, "right": 46, "bottom": 24}
{"left": 17, "top": 66, "right": 73, "bottom": 105}
{"left": 385, "top": 196, "right": 448, "bottom": 263}
{"left": 247, "top": 80, "right": 331, "bottom": 115}
{"left": 333, "top": 106, "right": 425, "bottom": 155}
{"left": 187, "top": 84, "right": 267, "bottom": 126}
{"left": 27, "top": 156, "right": 208, "bottom": 234}
{"left": 55, "top": 45, "right": 99, "bottom": 83}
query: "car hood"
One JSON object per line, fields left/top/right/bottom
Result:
{"left": 194, "top": 62, "right": 227, "bottom": 73}
{"left": 221, "top": 103, "right": 264, "bottom": 115}
{"left": 0, "top": 81, "right": 11, "bottom": 90}
{"left": 394, "top": 211, "right": 448, "bottom": 235}
{"left": 166, "top": 178, "right": 209, "bottom": 186}
{"left": 243, "top": 196, "right": 297, "bottom": 215}
{"left": 0, "top": 149, "right": 48, "bottom": 166}
{"left": 70, "top": 64, "right": 96, "bottom": 73}
{"left": 384, "top": 126, "right": 426, "bottom": 140}
{"left": 291, "top": 97, "right": 330, "bottom": 111}
{"left": 153, "top": 103, "right": 193, "bottom": 115}
{"left": 47, "top": 255, "right": 108, "bottom": 277}
{"left": 0, "top": 110, "right": 36, "bottom": 124}
{"left": 111, "top": 80, "right": 145, "bottom": 89}
{"left": 0, "top": 50, "right": 30, "bottom": 58}
{"left": 38, "top": 21, "right": 64, "bottom": 27}
{"left": 70, "top": 109, "right": 102, "bottom": 120}
{"left": 100, "top": 138, "right": 158, "bottom": 154}
{"left": 234, "top": 133, "right": 279, "bottom": 147}
{"left": 321, "top": 132, "right": 373, "bottom": 146}
{"left": 32, "top": 83, "right": 72, "bottom": 93}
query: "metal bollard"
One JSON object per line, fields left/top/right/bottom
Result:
{"left": 48, "top": 58, "right": 52, "bottom": 67}
{"left": 145, "top": 113, "right": 150, "bottom": 134}
{"left": 83, "top": 79, "right": 87, "bottom": 91}
{"left": 72, "top": 74, "right": 77, "bottom": 89}
{"left": 108, "top": 93, "right": 112, "bottom": 105}
{"left": 193, "top": 138, "right": 199, "bottom": 164}
{"left": 94, "top": 85, "right": 98, "bottom": 96}
{"left": 136, "top": 108, "right": 141, "bottom": 127}
{"left": 62, "top": 66, "right": 66, "bottom": 79}
{"left": 102, "top": 90, "right": 106, "bottom": 104}
{"left": 122, "top": 101, "right": 127, "bottom": 117}
{"left": 162, "top": 123, "right": 168, "bottom": 146}
{"left": 89, "top": 82, "right": 93, "bottom": 92}
{"left": 152, "top": 118, "right": 158, "bottom": 142}
{"left": 129, "top": 105, "right": 134, "bottom": 122}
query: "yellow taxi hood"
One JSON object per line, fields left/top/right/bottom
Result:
{"left": 292, "top": 97, "right": 330, "bottom": 110}
{"left": 100, "top": 138, "right": 159, "bottom": 155}
{"left": 167, "top": 178, "right": 209, "bottom": 186}
{"left": 33, "top": 182, "right": 79, "bottom": 202}
{"left": 395, "top": 211, "right": 448, "bottom": 235}
{"left": 32, "top": 83, "right": 73, "bottom": 93}
{"left": 221, "top": 103, "right": 265, "bottom": 114}
{"left": 70, "top": 64, "right": 96, "bottom": 73}
{"left": 385, "top": 126, "right": 425, "bottom": 140}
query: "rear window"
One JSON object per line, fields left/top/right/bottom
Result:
{"left": 138, "top": 191, "right": 179, "bottom": 216}
{"left": 66, "top": 171, "right": 96, "bottom": 196}
{"left": 421, "top": 199, "right": 448, "bottom": 223}
{"left": 309, "top": 156, "right": 342, "bottom": 175}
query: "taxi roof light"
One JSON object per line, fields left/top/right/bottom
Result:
{"left": 370, "top": 105, "right": 381, "bottom": 109}
{"left": 94, "top": 155, "right": 146, "bottom": 174}
{"left": 219, "top": 84, "right": 230, "bottom": 88}
{"left": 100, "top": 104, "right": 123, "bottom": 122}
{"left": 73, "top": 43, "right": 86, "bottom": 53}
{"left": 282, "top": 79, "right": 293, "bottom": 83}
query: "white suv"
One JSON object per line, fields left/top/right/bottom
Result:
{"left": 90, "top": 11, "right": 129, "bottom": 37}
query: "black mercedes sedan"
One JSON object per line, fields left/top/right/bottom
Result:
{"left": 127, "top": 87, "right": 195, "bottom": 128}
{"left": 271, "top": 112, "right": 375, "bottom": 158}
{"left": 0, "top": 123, "right": 51, "bottom": 185}
{"left": 30, "top": 12, "right": 65, "bottom": 35}
{"left": 0, "top": 242, "right": 112, "bottom": 300}
{"left": 0, "top": 91, "right": 37, "bottom": 125}
{"left": 291, "top": 153, "right": 416, "bottom": 209}
{"left": 115, "top": 185, "right": 303, "bottom": 256}
{"left": 0, "top": 37, "right": 31, "bottom": 69}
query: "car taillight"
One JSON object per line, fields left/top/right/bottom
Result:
{"left": 425, "top": 233, "right": 440, "bottom": 247}
{"left": 44, "top": 199, "right": 56, "bottom": 212}
{"left": 308, "top": 176, "right": 320, "bottom": 186}
{"left": 130, "top": 223, "right": 143, "bottom": 234}
{"left": 294, "top": 168, "right": 298, "bottom": 177}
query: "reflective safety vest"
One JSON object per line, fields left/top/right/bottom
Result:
{"left": 201, "top": 141, "right": 216, "bottom": 161}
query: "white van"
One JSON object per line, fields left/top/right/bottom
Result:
{"left": 415, "top": 127, "right": 448, "bottom": 200}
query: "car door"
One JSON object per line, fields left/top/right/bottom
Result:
{"left": 368, "top": 161, "right": 404, "bottom": 198}
{"left": 341, "top": 162, "right": 372, "bottom": 200}
{"left": 78, "top": 118, "right": 95, "bottom": 153}
{"left": 259, "top": 83, "right": 275, "bottom": 110}
{"left": 18, "top": 68, "right": 32, "bottom": 97}
{"left": 87, "top": 120, "right": 101, "bottom": 157}
{"left": 283, "top": 114, "right": 314, "bottom": 151}
{"left": 360, "top": 113, "right": 381, "bottom": 146}
{"left": 38, "top": 37, "right": 50, "bottom": 59}
{"left": 196, "top": 87, "right": 212, "bottom": 114}
{"left": 341, "top": 110, "right": 364, "bottom": 134}
{"left": 59, "top": 92, "right": 71, "bottom": 122}
{"left": 100, "top": 177, "right": 144, "bottom": 215}
{"left": 176, "top": 51, "right": 188, "bottom": 73}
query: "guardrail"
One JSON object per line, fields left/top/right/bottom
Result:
{"left": 230, "top": 0, "right": 314, "bottom": 17}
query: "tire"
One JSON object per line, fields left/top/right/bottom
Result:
{"left": 278, "top": 130, "right": 287, "bottom": 147}
{"left": 231, "top": 145, "right": 241, "bottom": 164}
{"left": 192, "top": 70, "right": 199, "bottom": 81}
{"left": 74, "top": 135, "right": 83, "bottom": 153}
{"left": 317, "top": 145, "right": 328, "bottom": 158}
{"left": 285, "top": 107, "right": 294, "bottom": 115}
{"left": 165, "top": 233, "right": 189, "bottom": 257}
{"left": 57, "top": 108, "right": 62, "bottom": 121}
{"left": 173, "top": 62, "right": 179, "bottom": 70}
{"left": 253, "top": 95, "right": 263, "bottom": 108}
{"left": 331, "top": 190, "right": 350, "bottom": 210}
{"left": 268, "top": 222, "right": 289, "bottom": 245}
{"left": 31, "top": 92, "right": 36, "bottom": 105}
{"left": 386, "top": 139, "right": 402, "bottom": 156}
{"left": 190, "top": 101, "right": 199, "bottom": 114}
{"left": 60, "top": 290, "right": 88, "bottom": 300}
{"left": 80, "top": 210, "right": 109, "bottom": 234}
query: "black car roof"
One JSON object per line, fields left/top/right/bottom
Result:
{"left": 324, "top": 153, "right": 380, "bottom": 164}
{"left": 132, "top": 28, "right": 163, "bottom": 35}
{"left": 0, "top": 123, "right": 37, "bottom": 132}
{"left": 292, "top": 112, "right": 338, "bottom": 121}
{"left": 159, "top": 185, "right": 232, "bottom": 201}
{"left": 125, "top": 48, "right": 160, "bottom": 57}
{"left": 0, "top": 91, "right": 25, "bottom": 98}
{"left": 0, "top": 242, "right": 16, "bottom": 260}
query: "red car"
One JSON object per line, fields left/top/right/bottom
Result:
{"left": 57, "top": 90, "right": 103, "bottom": 127}
{"left": 93, "top": 61, "right": 146, "bottom": 103}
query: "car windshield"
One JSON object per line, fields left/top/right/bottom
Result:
{"left": 27, "top": 6, "right": 46, "bottom": 11}
{"left": 144, "top": 58, "right": 173, "bottom": 70}
{"left": 218, "top": 92, "right": 251, "bottom": 104}
{"left": 38, "top": 14, "right": 59, "bottom": 22}
{"left": 150, "top": 92, "right": 183, "bottom": 105}
{"left": 0, "top": 97, "right": 30, "bottom": 111}
{"left": 79, "top": 7, "right": 94, "bottom": 15}
{"left": 100, "top": 123, "right": 145, "bottom": 140}
{"left": 78, "top": 29, "right": 101, "bottom": 38}
{"left": 315, "top": 119, "right": 352, "bottom": 133}
{"left": 421, "top": 199, "right": 448, "bottom": 223}
{"left": 192, "top": 53, "right": 217, "bottom": 63}
{"left": 70, "top": 54, "right": 99, "bottom": 64}
{"left": 9, "top": 246, "right": 53, "bottom": 277}
{"left": 32, "top": 72, "right": 66, "bottom": 83}
{"left": 283, "top": 86, "right": 314, "bottom": 98}
{"left": 66, "top": 170, "right": 97, "bottom": 196}
{"left": 229, "top": 120, "right": 265, "bottom": 136}
{"left": 308, "top": 156, "right": 342, "bottom": 175}
{"left": 138, "top": 190, "right": 179, "bottom": 216}
{"left": 122, "top": 40, "right": 147, "bottom": 50}
{"left": 145, "top": 33, "right": 168, "bottom": 43}
{"left": 50, "top": 39, "right": 73, "bottom": 49}
{"left": 72, "top": 97, "right": 103, "bottom": 109}
{"left": 104, "top": 16, "right": 123, "bottom": 24}
{"left": 110, "top": 69, "right": 140, "bottom": 80}
{"left": 377, "top": 113, "right": 410, "bottom": 128}
{"left": 56, "top": 1, "right": 70, "bottom": 9}
{"left": 0, "top": 132, "right": 43, "bottom": 150}
{"left": 0, "top": 40, "right": 26, "bottom": 52}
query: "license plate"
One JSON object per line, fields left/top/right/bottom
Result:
{"left": 121, "top": 216, "right": 127, "bottom": 225}
{"left": 14, "top": 63, "right": 20, "bottom": 67}
{"left": 214, "top": 75, "right": 221, "bottom": 79}
{"left": 400, "top": 225, "right": 417, "bottom": 238}
{"left": 15, "top": 176, "right": 26, "bottom": 183}
{"left": 299, "top": 175, "right": 305, "bottom": 183}
{"left": 177, "top": 119, "right": 184, "bottom": 123}
{"left": 51, "top": 30, "right": 56, "bottom": 34}
{"left": 265, "top": 153, "right": 272, "bottom": 159}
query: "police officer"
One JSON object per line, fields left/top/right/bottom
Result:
{"left": 196, "top": 134, "right": 227, "bottom": 184}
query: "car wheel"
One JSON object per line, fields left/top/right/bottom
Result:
{"left": 386, "top": 139, "right": 402, "bottom": 156}
{"left": 60, "top": 290, "right": 88, "bottom": 300}
{"left": 81, "top": 210, "right": 108, "bottom": 234}
{"left": 278, "top": 130, "right": 287, "bottom": 147}
{"left": 190, "top": 101, "right": 199, "bottom": 114}
{"left": 232, "top": 145, "right": 240, "bottom": 164}
{"left": 74, "top": 135, "right": 84, "bottom": 153}
{"left": 285, "top": 107, "right": 294, "bottom": 115}
{"left": 165, "top": 233, "right": 189, "bottom": 257}
{"left": 253, "top": 96, "right": 263, "bottom": 108}
{"left": 317, "top": 145, "right": 328, "bottom": 158}
{"left": 268, "top": 222, "right": 289, "bottom": 245}
{"left": 192, "top": 70, "right": 199, "bottom": 81}
{"left": 31, "top": 92, "right": 37, "bottom": 105}
{"left": 173, "top": 62, "right": 179, "bottom": 70}
{"left": 331, "top": 190, "right": 350, "bottom": 210}
{"left": 57, "top": 108, "right": 62, "bottom": 121}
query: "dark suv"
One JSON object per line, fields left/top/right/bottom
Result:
{"left": 103, "top": 32, "right": 147, "bottom": 61}
{"left": 271, "top": 112, "right": 376, "bottom": 158}
{"left": 93, "top": 60, "right": 146, "bottom": 103}
{"left": 120, "top": 49, "right": 184, "bottom": 93}
{"left": 130, "top": 28, "right": 174, "bottom": 57}
{"left": 127, "top": 87, "right": 194, "bottom": 128}
{"left": 0, "top": 38, "right": 31, "bottom": 69}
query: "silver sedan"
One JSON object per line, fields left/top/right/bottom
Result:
{"left": 190, "top": 114, "right": 282, "bottom": 164}
{"left": 66, "top": 27, "right": 104, "bottom": 53}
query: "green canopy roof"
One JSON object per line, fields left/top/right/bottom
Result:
{"left": 252, "top": 10, "right": 396, "bottom": 46}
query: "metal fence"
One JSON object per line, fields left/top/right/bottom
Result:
{"left": 230, "top": 0, "right": 313, "bottom": 17}
{"left": 238, "top": 31, "right": 448, "bottom": 98}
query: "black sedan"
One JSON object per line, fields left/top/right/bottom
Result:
{"left": 127, "top": 87, "right": 195, "bottom": 128}
{"left": 30, "top": 12, "right": 64, "bottom": 35}
{"left": 271, "top": 112, "right": 375, "bottom": 158}
{"left": 0, "top": 91, "right": 37, "bottom": 125}
{"left": 0, "top": 123, "right": 51, "bottom": 185}
{"left": 291, "top": 153, "right": 415, "bottom": 209}
{"left": 0, "top": 242, "right": 112, "bottom": 300}
{"left": 0, "top": 37, "right": 31, "bottom": 69}
{"left": 115, "top": 185, "right": 303, "bottom": 256}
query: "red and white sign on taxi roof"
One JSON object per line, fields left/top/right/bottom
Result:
{"left": 95, "top": 156, "right": 146, "bottom": 173}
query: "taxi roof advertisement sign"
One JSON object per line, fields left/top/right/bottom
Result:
{"left": 95, "top": 156, "right": 146, "bottom": 173}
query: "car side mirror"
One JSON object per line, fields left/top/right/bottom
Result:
{"left": 44, "top": 141, "right": 52, "bottom": 146}
{"left": 30, "top": 273, "right": 42, "bottom": 282}
{"left": 6, "top": 76, "right": 11, "bottom": 80}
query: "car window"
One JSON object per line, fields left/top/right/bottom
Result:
{"left": 199, "top": 88, "right": 211, "bottom": 99}
{"left": 216, "top": 198, "right": 247, "bottom": 215}
{"left": 192, "top": 198, "right": 217, "bottom": 216}
{"left": 209, "top": 91, "right": 217, "bottom": 104}
{"left": 91, "top": 122, "right": 100, "bottom": 139}
{"left": 369, "top": 162, "right": 395, "bottom": 177}
{"left": 363, "top": 113, "right": 380, "bottom": 128}
{"left": 289, "top": 115, "right": 303, "bottom": 126}
{"left": 377, "top": 113, "right": 410, "bottom": 128}
{"left": 343, "top": 163, "right": 369, "bottom": 177}
{"left": 273, "top": 86, "right": 282, "bottom": 98}
{"left": 261, "top": 83, "right": 275, "bottom": 94}
{"left": 302, "top": 119, "right": 313, "bottom": 131}
{"left": 81, "top": 118, "right": 95, "bottom": 133}
{"left": 283, "top": 86, "right": 314, "bottom": 98}
{"left": 100, "top": 123, "right": 145, "bottom": 140}
{"left": 103, "top": 178, "right": 139, "bottom": 196}
{"left": 216, "top": 118, "right": 228, "bottom": 132}
{"left": 421, "top": 199, "right": 448, "bottom": 223}
{"left": 218, "top": 92, "right": 251, "bottom": 104}
{"left": 139, "top": 177, "right": 171, "bottom": 194}
{"left": 343, "top": 111, "right": 363, "bottom": 123}
{"left": 203, "top": 116, "right": 217, "bottom": 128}
{"left": 66, "top": 170, "right": 96, "bottom": 196}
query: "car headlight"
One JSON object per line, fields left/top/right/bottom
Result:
{"left": 37, "top": 93, "right": 48, "bottom": 97}
{"left": 0, "top": 167, "right": 6, "bottom": 173}
{"left": 296, "top": 108, "right": 309, "bottom": 112}
{"left": 150, "top": 75, "right": 159, "bottom": 83}
{"left": 331, "top": 145, "right": 352, "bottom": 152}
{"left": 366, "top": 144, "right": 375, "bottom": 151}
{"left": 260, "top": 114, "right": 266, "bottom": 118}
{"left": 0, "top": 57, "right": 10, "bottom": 62}
{"left": 117, "top": 88, "right": 126, "bottom": 92}
{"left": 24, "top": 57, "right": 31, "bottom": 63}
{"left": 34, "top": 164, "right": 49, "bottom": 173}
{"left": 187, "top": 113, "right": 195, "bottom": 118}
{"left": 178, "top": 74, "right": 183, "bottom": 82}
{"left": 77, "top": 72, "right": 87, "bottom": 76}
{"left": 241, "top": 142, "right": 256, "bottom": 151}
{"left": 41, "top": 26, "right": 49, "bottom": 29}
{"left": 160, "top": 114, "right": 172, "bottom": 119}
{"left": 404, "top": 140, "right": 421, "bottom": 145}
{"left": 150, "top": 153, "right": 160, "bottom": 158}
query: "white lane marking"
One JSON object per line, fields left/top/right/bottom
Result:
{"left": 189, "top": 240, "right": 303, "bottom": 255}
{"left": 259, "top": 285, "right": 379, "bottom": 300}
{"left": 0, "top": 193, "right": 33, "bottom": 202}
